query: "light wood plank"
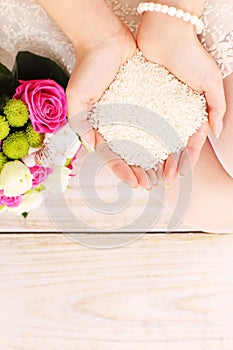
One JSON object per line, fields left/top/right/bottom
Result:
{"left": 0, "top": 233, "right": 233, "bottom": 349}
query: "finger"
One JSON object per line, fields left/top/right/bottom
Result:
{"left": 204, "top": 70, "right": 226, "bottom": 138}
{"left": 146, "top": 168, "right": 159, "bottom": 187}
{"left": 163, "top": 152, "right": 180, "bottom": 185}
{"left": 156, "top": 162, "right": 165, "bottom": 182}
{"left": 68, "top": 99, "right": 96, "bottom": 151}
{"left": 178, "top": 121, "right": 208, "bottom": 176}
{"left": 68, "top": 108, "right": 96, "bottom": 151}
{"left": 95, "top": 131, "right": 138, "bottom": 188}
{"left": 131, "top": 166, "right": 152, "bottom": 190}
{"left": 109, "top": 159, "right": 139, "bottom": 189}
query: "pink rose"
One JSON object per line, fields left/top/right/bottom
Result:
{"left": 0, "top": 190, "right": 22, "bottom": 208}
{"left": 14, "top": 79, "right": 67, "bottom": 134}
{"left": 29, "top": 165, "right": 53, "bottom": 188}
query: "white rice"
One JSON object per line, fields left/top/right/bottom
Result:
{"left": 90, "top": 50, "right": 208, "bottom": 170}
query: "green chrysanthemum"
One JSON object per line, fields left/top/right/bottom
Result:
{"left": 26, "top": 123, "right": 44, "bottom": 148}
{"left": 0, "top": 115, "right": 10, "bottom": 140}
{"left": 0, "top": 152, "right": 8, "bottom": 171}
{"left": 2, "top": 131, "right": 29, "bottom": 160}
{"left": 4, "top": 99, "right": 29, "bottom": 127}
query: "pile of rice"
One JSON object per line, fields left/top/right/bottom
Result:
{"left": 90, "top": 50, "right": 208, "bottom": 170}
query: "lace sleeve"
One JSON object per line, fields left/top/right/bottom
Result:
{"left": 0, "top": 0, "right": 76, "bottom": 74}
{"left": 200, "top": 1, "right": 233, "bottom": 79}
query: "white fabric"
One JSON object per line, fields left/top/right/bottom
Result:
{"left": 0, "top": 0, "right": 232, "bottom": 78}
{"left": 0, "top": 0, "right": 76, "bottom": 73}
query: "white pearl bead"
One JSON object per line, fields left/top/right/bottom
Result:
{"left": 154, "top": 3, "right": 162, "bottom": 12}
{"left": 183, "top": 12, "right": 191, "bottom": 22}
{"left": 161, "top": 5, "right": 169, "bottom": 14}
{"left": 137, "top": 4, "right": 143, "bottom": 14}
{"left": 176, "top": 9, "right": 184, "bottom": 18}
{"left": 168, "top": 7, "right": 176, "bottom": 16}
{"left": 195, "top": 20, "right": 204, "bottom": 34}
{"left": 190, "top": 15, "right": 199, "bottom": 25}
{"left": 148, "top": 3, "right": 155, "bottom": 11}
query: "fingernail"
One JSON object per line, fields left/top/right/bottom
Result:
{"left": 178, "top": 154, "right": 191, "bottom": 177}
{"left": 143, "top": 187, "right": 152, "bottom": 192}
{"left": 215, "top": 120, "right": 223, "bottom": 138}
{"left": 82, "top": 141, "right": 95, "bottom": 153}
{"left": 132, "top": 185, "right": 139, "bottom": 190}
{"left": 165, "top": 171, "right": 175, "bottom": 185}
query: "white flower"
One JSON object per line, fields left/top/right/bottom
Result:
{"left": 0, "top": 161, "right": 33, "bottom": 196}
{"left": 46, "top": 125, "right": 82, "bottom": 166}
{"left": 35, "top": 125, "right": 81, "bottom": 167}
{"left": 22, "top": 153, "right": 37, "bottom": 167}
{"left": 7, "top": 190, "right": 43, "bottom": 215}
{"left": 35, "top": 141, "right": 57, "bottom": 167}
{"left": 43, "top": 166, "right": 71, "bottom": 194}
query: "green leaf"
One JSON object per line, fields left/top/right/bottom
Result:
{"left": 0, "top": 62, "right": 15, "bottom": 96}
{"left": 35, "top": 184, "right": 46, "bottom": 192}
{"left": 13, "top": 51, "right": 69, "bottom": 89}
{"left": 22, "top": 212, "right": 29, "bottom": 219}
{"left": 0, "top": 95, "right": 10, "bottom": 114}
{"left": 65, "top": 158, "right": 72, "bottom": 167}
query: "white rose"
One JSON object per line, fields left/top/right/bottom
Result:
{"left": 7, "top": 190, "right": 43, "bottom": 215}
{"left": 0, "top": 161, "right": 33, "bottom": 196}
{"left": 43, "top": 166, "right": 71, "bottom": 194}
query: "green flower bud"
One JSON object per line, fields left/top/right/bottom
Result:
{"left": 2, "top": 131, "right": 29, "bottom": 160}
{"left": 0, "top": 152, "right": 8, "bottom": 172}
{"left": 26, "top": 123, "right": 44, "bottom": 148}
{"left": 4, "top": 99, "right": 29, "bottom": 127}
{"left": 0, "top": 115, "right": 10, "bottom": 140}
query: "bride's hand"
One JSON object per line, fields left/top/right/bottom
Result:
{"left": 136, "top": 11, "right": 226, "bottom": 183}
{"left": 67, "top": 8, "right": 155, "bottom": 189}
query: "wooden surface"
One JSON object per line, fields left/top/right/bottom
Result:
{"left": 1, "top": 233, "right": 233, "bottom": 349}
{"left": 1, "top": 146, "right": 231, "bottom": 349}
{"left": 0, "top": 148, "right": 193, "bottom": 233}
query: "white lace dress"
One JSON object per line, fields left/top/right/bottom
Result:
{"left": 0, "top": 0, "right": 232, "bottom": 79}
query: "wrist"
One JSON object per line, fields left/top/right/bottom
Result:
{"left": 71, "top": 0, "right": 124, "bottom": 49}
{"left": 137, "top": 9, "right": 198, "bottom": 66}
{"left": 138, "top": 9, "right": 196, "bottom": 44}
{"left": 38, "top": 0, "right": 123, "bottom": 50}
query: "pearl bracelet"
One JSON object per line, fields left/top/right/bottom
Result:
{"left": 137, "top": 2, "right": 204, "bottom": 34}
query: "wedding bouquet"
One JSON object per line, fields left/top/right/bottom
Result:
{"left": 0, "top": 52, "right": 82, "bottom": 216}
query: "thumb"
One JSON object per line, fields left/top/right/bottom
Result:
{"left": 67, "top": 47, "right": 123, "bottom": 150}
{"left": 67, "top": 49, "right": 119, "bottom": 148}
{"left": 66, "top": 58, "right": 102, "bottom": 151}
{"left": 67, "top": 96, "right": 96, "bottom": 152}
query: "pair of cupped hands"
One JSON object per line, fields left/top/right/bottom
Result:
{"left": 67, "top": 1, "right": 226, "bottom": 190}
